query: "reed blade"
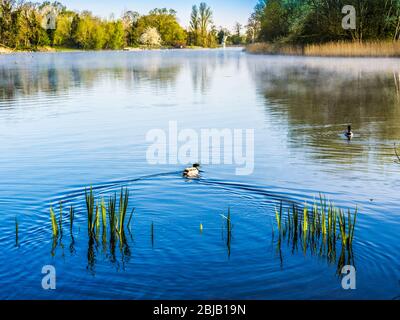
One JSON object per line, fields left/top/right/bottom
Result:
{"left": 50, "top": 207, "right": 58, "bottom": 238}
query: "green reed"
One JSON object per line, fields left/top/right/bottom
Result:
{"left": 50, "top": 206, "right": 58, "bottom": 238}
{"left": 118, "top": 188, "right": 129, "bottom": 236}
{"left": 275, "top": 202, "right": 282, "bottom": 231}
{"left": 127, "top": 208, "right": 135, "bottom": 230}
{"left": 221, "top": 208, "right": 232, "bottom": 255}
{"left": 108, "top": 193, "right": 117, "bottom": 241}
{"left": 49, "top": 202, "right": 64, "bottom": 239}
{"left": 85, "top": 187, "right": 97, "bottom": 236}
{"left": 48, "top": 187, "right": 135, "bottom": 266}
{"left": 15, "top": 216, "right": 19, "bottom": 247}
{"left": 69, "top": 206, "right": 74, "bottom": 235}
{"left": 274, "top": 195, "right": 358, "bottom": 271}
{"left": 49, "top": 187, "right": 134, "bottom": 244}
{"left": 101, "top": 198, "right": 107, "bottom": 233}
{"left": 58, "top": 201, "right": 63, "bottom": 238}
{"left": 151, "top": 222, "right": 154, "bottom": 247}
{"left": 227, "top": 208, "right": 232, "bottom": 242}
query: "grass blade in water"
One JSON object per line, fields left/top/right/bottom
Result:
{"left": 50, "top": 207, "right": 58, "bottom": 238}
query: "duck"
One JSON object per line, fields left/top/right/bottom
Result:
{"left": 183, "top": 163, "right": 200, "bottom": 178}
{"left": 344, "top": 125, "right": 354, "bottom": 139}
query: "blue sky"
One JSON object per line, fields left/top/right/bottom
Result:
{"left": 59, "top": 0, "right": 257, "bottom": 30}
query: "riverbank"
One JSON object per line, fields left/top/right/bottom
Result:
{"left": 0, "top": 46, "right": 69, "bottom": 54}
{"left": 0, "top": 45, "right": 13, "bottom": 54}
{"left": 246, "top": 41, "right": 400, "bottom": 57}
{"left": 0, "top": 45, "right": 218, "bottom": 55}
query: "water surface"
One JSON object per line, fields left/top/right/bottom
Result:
{"left": 0, "top": 49, "right": 399, "bottom": 299}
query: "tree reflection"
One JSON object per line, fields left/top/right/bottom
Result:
{"left": 250, "top": 58, "right": 400, "bottom": 164}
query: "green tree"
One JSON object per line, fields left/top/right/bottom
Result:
{"left": 0, "top": 0, "right": 15, "bottom": 47}
{"left": 217, "top": 27, "right": 229, "bottom": 45}
{"left": 53, "top": 11, "right": 74, "bottom": 47}
{"left": 189, "top": 5, "right": 200, "bottom": 46}
{"left": 105, "top": 20, "right": 125, "bottom": 49}
{"left": 122, "top": 10, "right": 140, "bottom": 46}
{"left": 72, "top": 11, "right": 106, "bottom": 50}
{"left": 199, "top": 2, "right": 213, "bottom": 47}
{"left": 231, "top": 22, "right": 244, "bottom": 45}
{"left": 246, "top": 12, "right": 261, "bottom": 43}
{"left": 260, "top": 0, "right": 288, "bottom": 42}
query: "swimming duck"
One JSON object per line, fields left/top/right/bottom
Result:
{"left": 345, "top": 125, "right": 354, "bottom": 139}
{"left": 183, "top": 163, "right": 200, "bottom": 178}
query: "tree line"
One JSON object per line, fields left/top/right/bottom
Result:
{"left": 246, "top": 0, "right": 400, "bottom": 44}
{"left": 0, "top": 0, "right": 229, "bottom": 50}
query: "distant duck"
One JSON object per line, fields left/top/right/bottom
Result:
{"left": 345, "top": 125, "right": 354, "bottom": 139}
{"left": 183, "top": 163, "right": 200, "bottom": 178}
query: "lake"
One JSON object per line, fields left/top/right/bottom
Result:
{"left": 0, "top": 48, "right": 399, "bottom": 299}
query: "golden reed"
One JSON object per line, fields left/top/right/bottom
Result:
{"left": 246, "top": 41, "right": 400, "bottom": 57}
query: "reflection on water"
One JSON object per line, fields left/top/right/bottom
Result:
{"left": 0, "top": 54, "right": 183, "bottom": 102}
{"left": 0, "top": 50, "right": 399, "bottom": 299}
{"left": 251, "top": 58, "right": 400, "bottom": 166}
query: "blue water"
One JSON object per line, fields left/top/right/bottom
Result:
{"left": 0, "top": 49, "right": 399, "bottom": 299}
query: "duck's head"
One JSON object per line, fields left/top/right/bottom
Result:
{"left": 192, "top": 163, "right": 200, "bottom": 168}
{"left": 347, "top": 125, "right": 352, "bottom": 133}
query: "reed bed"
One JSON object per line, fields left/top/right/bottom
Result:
{"left": 85, "top": 188, "right": 134, "bottom": 243}
{"left": 49, "top": 187, "right": 135, "bottom": 268}
{"left": 51, "top": 187, "right": 134, "bottom": 243}
{"left": 246, "top": 42, "right": 303, "bottom": 55}
{"left": 45, "top": 186, "right": 358, "bottom": 275}
{"left": 274, "top": 195, "right": 357, "bottom": 272}
{"left": 246, "top": 41, "right": 400, "bottom": 57}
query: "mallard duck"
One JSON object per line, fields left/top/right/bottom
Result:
{"left": 183, "top": 163, "right": 200, "bottom": 178}
{"left": 345, "top": 125, "right": 354, "bottom": 139}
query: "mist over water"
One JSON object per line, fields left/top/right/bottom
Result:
{"left": 0, "top": 49, "right": 399, "bottom": 299}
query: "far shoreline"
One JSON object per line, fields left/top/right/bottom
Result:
{"left": 4, "top": 42, "right": 400, "bottom": 59}
{"left": 0, "top": 46, "right": 241, "bottom": 55}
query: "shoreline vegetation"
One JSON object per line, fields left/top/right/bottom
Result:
{"left": 2, "top": 1, "right": 400, "bottom": 58}
{"left": 0, "top": 45, "right": 221, "bottom": 54}
{"left": 245, "top": 41, "right": 400, "bottom": 58}
{"left": 244, "top": 0, "right": 400, "bottom": 58}
{"left": 0, "top": 1, "right": 242, "bottom": 53}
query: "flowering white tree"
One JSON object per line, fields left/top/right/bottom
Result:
{"left": 140, "top": 27, "right": 161, "bottom": 47}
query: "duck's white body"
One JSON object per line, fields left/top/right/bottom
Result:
{"left": 345, "top": 132, "right": 354, "bottom": 139}
{"left": 345, "top": 125, "right": 354, "bottom": 139}
{"left": 183, "top": 164, "right": 200, "bottom": 178}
